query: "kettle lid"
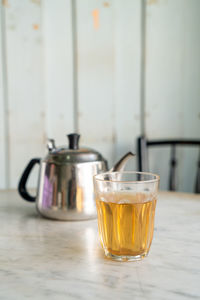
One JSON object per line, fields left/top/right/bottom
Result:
{"left": 46, "top": 133, "right": 105, "bottom": 164}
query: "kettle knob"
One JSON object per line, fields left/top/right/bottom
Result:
{"left": 67, "top": 133, "right": 80, "bottom": 150}
{"left": 47, "top": 139, "right": 56, "bottom": 152}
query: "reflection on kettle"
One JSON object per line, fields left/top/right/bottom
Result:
{"left": 42, "top": 164, "right": 55, "bottom": 209}
{"left": 18, "top": 133, "right": 134, "bottom": 221}
{"left": 76, "top": 186, "right": 84, "bottom": 212}
{"left": 67, "top": 168, "right": 77, "bottom": 209}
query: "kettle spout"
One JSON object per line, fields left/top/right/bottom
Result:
{"left": 110, "top": 152, "right": 135, "bottom": 172}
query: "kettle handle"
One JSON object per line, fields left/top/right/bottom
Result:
{"left": 18, "top": 158, "right": 40, "bottom": 202}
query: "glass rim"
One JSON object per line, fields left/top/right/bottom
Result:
{"left": 94, "top": 171, "right": 160, "bottom": 184}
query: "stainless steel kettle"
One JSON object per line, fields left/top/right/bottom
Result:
{"left": 18, "top": 133, "right": 134, "bottom": 221}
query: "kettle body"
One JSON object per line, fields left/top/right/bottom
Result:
{"left": 36, "top": 159, "right": 107, "bottom": 220}
{"left": 18, "top": 134, "right": 107, "bottom": 221}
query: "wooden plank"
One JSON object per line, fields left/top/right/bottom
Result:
{"left": 0, "top": 3, "right": 6, "bottom": 189}
{"left": 113, "top": 0, "right": 141, "bottom": 170}
{"left": 145, "top": 0, "right": 184, "bottom": 139}
{"left": 43, "top": 0, "right": 74, "bottom": 146}
{"left": 177, "top": 0, "right": 200, "bottom": 192}
{"left": 5, "top": 0, "right": 45, "bottom": 188}
{"left": 145, "top": 0, "right": 200, "bottom": 192}
{"left": 76, "top": 0, "right": 115, "bottom": 167}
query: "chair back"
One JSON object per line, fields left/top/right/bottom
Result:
{"left": 137, "top": 136, "right": 200, "bottom": 193}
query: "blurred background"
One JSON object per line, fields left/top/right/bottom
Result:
{"left": 0, "top": 0, "right": 200, "bottom": 192}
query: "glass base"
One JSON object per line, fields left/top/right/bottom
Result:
{"left": 104, "top": 250, "right": 148, "bottom": 262}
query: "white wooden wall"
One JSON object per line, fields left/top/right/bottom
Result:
{"left": 0, "top": 0, "right": 200, "bottom": 192}
{"left": 145, "top": 0, "right": 200, "bottom": 191}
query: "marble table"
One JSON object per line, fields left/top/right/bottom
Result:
{"left": 0, "top": 190, "right": 200, "bottom": 300}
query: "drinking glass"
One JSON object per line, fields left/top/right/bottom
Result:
{"left": 93, "top": 171, "right": 159, "bottom": 261}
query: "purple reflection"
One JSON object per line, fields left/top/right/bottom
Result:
{"left": 42, "top": 175, "right": 53, "bottom": 208}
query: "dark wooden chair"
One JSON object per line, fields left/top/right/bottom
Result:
{"left": 137, "top": 136, "right": 200, "bottom": 193}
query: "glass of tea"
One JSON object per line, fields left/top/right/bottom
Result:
{"left": 93, "top": 171, "right": 159, "bottom": 261}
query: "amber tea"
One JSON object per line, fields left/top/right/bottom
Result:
{"left": 96, "top": 192, "right": 157, "bottom": 260}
